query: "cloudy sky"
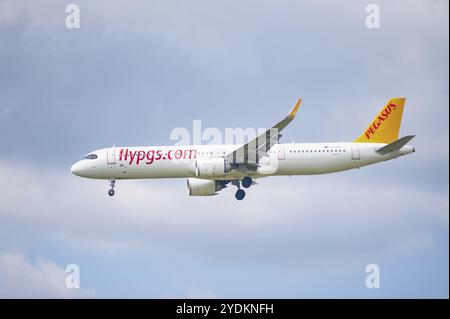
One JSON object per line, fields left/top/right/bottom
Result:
{"left": 0, "top": 0, "right": 448, "bottom": 298}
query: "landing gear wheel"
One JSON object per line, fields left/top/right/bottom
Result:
{"left": 108, "top": 178, "right": 116, "bottom": 197}
{"left": 235, "top": 189, "right": 246, "bottom": 200}
{"left": 242, "top": 176, "right": 252, "bottom": 188}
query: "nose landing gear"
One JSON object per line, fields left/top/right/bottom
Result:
{"left": 108, "top": 179, "right": 116, "bottom": 196}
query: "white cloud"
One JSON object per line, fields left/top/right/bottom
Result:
{"left": 0, "top": 251, "right": 95, "bottom": 298}
{"left": 0, "top": 158, "right": 447, "bottom": 272}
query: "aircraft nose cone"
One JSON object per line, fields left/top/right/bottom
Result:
{"left": 71, "top": 162, "right": 83, "bottom": 176}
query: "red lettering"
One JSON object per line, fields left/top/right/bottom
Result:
{"left": 129, "top": 150, "right": 137, "bottom": 164}
{"left": 380, "top": 110, "right": 388, "bottom": 120}
{"left": 184, "top": 149, "right": 197, "bottom": 159}
{"left": 385, "top": 106, "right": 392, "bottom": 115}
{"left": 146, "top": 150, "right": 155, "bottom": 164}
{"left": 136, "top": 150, "right": 146, "bottom": 165}
{"left": 364, "top": 104, "right": 398, "bottom": 139}
{"left": 117, "top": 148, "right": 198, "bottom": 165}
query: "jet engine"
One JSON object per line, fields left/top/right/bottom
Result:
{"left": 195, "top": 158, "right": 232, "bottom": 178}
{"left": 187, "top": 178, "right": 227, "bottom": 196}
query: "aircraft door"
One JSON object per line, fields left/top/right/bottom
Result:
{"left": 277, "top": 146, "right": 285, "bottom": 160}
{"left": 351, "top": 145, "right": 360, "bottom": 160}
{"left": 107, "top": 146, "right": 116, "bottom": 165}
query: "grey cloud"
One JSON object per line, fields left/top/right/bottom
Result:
{"left": 0, "top": 0, "right": 447, "bottom": 297}
{"left": 0, "top": 1, "right": 448, "bottom": 168}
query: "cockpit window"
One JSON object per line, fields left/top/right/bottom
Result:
{"left": 84, "top": 154, "right": 98, "bottom": 160}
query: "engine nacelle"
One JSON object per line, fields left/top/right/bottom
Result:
{"left": 187, "top": 178, "right": 226, "bottom": 196}
{"left": 195, "top": 158, "right": 232, "bottom": 178}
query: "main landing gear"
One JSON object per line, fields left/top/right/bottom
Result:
{"left": 235, "top": 189, "right": 245, "bottom": 200}
{"left": 108, "top": 179, "right": 116, "bottom": 196}
{"left": 241, "top": 176, "right": 252, "bottom": 188}
{"left": 233, "top": 176, "right": 253, "bottom": 200}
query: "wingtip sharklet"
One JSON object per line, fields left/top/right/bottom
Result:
{"left": 289, "top": 98, "right": 302, "bottom": 117}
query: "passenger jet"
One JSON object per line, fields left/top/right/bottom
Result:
{"left": 71, "top": 98, "right": 415, "bottom": 200}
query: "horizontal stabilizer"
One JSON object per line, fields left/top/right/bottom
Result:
{"left": 375, "top": 135, "right": 415, "bottom": 155}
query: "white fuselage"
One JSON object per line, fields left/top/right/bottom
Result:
{"left": 70, "top": 142, "right": 415, "bottom": 180}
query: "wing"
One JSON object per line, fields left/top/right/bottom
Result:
{"left": 225, "top": 99, "right": 302, "bottom": 165}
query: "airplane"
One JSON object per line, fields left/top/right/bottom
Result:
{"left": 71, "top": 98, "right": 415, "bottom": 200}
